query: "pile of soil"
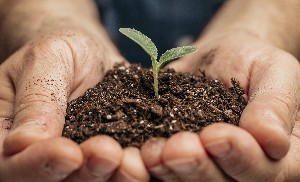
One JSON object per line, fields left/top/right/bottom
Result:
{"left": 63, "top": 64, "right": 247, "bottom": 148}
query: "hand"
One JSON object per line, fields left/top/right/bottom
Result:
{"left": 140, "top": 31, "right": 300, "bottom": 181}
{"left": 0, "top": 28, "right": 149, "bottom": 182}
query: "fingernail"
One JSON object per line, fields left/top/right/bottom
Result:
{"left": 165, "top": 158, "right": 198, "bottom": 173}
{"left": 87, "top": 158, "right": 119, "bottom": 178}
{"left": 205, "top": 140, "right": 231, "bottom": 158}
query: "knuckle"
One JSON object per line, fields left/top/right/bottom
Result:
{"left": 273, "top": 93, "right": 295, "bottom": 112}
{"left": 23, "top": 37, "right": 73, "bottom": 69}
{"left": 267, "top": 93, "right": 297, "bottom": 132}
{"left": 14, "top": 92, "right": 65, "bottom": 116}
{"left": 220, "top": 144, "right": 254, "bottom": 177}
{"left": 22, "top": 28, "right": 95, "bottom": 69}
{"left": 16, "top": 92, "right": 52, "bottom": 105}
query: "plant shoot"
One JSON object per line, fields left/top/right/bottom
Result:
{"left": 119, "top": 28, "right": 197, "bottom": 98}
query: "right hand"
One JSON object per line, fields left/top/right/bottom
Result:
{"left": 141, "top": 31, "right": 300, "bottom": 181}
{"left": 0, "top": 28, "right": 150, "bottom": 182}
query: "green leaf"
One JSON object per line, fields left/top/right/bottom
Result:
{"left": 158, "top": 46, "right": 197, "bottom": 69}
{"left": 119, "top": 28, "right": 158, "bottom": 61}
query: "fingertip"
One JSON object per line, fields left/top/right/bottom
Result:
{"left": 49, "top": 137, "right": 84, "bottom": 166}
{"left": 240, "top": 104, "right": 290, "bottom": 159}
{"left": 162, "top": 131, "right": 229, "bottom": 181}
{"left": 162, "top": 132, "right": 202, "bottom": 172}
{"left": 141, "top": 138, "right": 182, "bottom": 182}
{"left": 47, "top": 138, "right": 83, "bottom": 176}
{"left": 81, "top": 135, "right": 123, "bottom": 178}
{"left": 245, "top": 58, "right": 299, "bottom": 159}
{"left": 141, "top": 137, "right": 167, "bottom": 168}
{"left": 162, "top": 132, "right": 201, "bottom": 161}
{"left": 5, "top": 137, "right": 83, "bottom": 181}
{"left": 200, "top": 123, "right": 282, "bottom": 181}
{"left": 80, "top": 135, "right": 123, "bottom": 159}
{"left": 200, "top": 123, "right": 240, "bottom": 154}
{"left": 3, "top": 120, "right": 50, "bottom": 155}
{"left": 113, "top": 147, "right": 150, "bottom": 182}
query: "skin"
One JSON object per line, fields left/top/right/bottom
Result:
{"left": 142, "top": 0, "right": 300, "bottom": 181}
{"left": 0, "top": 0, "right": 149, "bottom": 181}
{"left": 142, "top": 33, "right": 300, "bottom": 182}
{"left": 0, "top": 0, "right": 300, "bottom": 181}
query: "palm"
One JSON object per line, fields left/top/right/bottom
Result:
{"left": 0, "top": 30, "right": 130, "bottom": 181}
{"left": 164, "top": 32, "right": 300, "bottom": 181}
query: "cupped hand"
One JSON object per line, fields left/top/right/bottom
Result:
{"left": 141, "top": 32, "right": 300, "bottom": 181}
{"left": 0, "top": 28, "right": 149, "bottom": 182}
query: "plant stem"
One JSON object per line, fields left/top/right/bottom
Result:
{"left": 152, "top": 58, "right": 159, "bottom": 98}
{"left": 153, "top": 68, "right": 159, "bottom": 98}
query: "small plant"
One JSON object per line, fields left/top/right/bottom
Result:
{"left": 119, "top": 28, "right": 197, "bottom": 98}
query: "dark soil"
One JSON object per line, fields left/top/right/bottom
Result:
{"left": 63, "top": 64, "right": 247, "bottom": 148}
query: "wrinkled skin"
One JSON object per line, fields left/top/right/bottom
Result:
{"left": 1, "top": 28, "right": 300, "bottom": 181}
{"left": 141, "top": 32, "right": 300, "bottom": 182}
{"left": 0, "top": 29, "right": 150, "bottom": 182}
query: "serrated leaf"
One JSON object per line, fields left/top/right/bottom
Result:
{"left": 158, "top": 46, "right": 197, "bottom": 68}
{"left": 119, "top": 28, "right": 158, "bottom": 61}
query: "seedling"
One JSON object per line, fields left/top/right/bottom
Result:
{"left": 119, "top": 28, "right": 197, "bottom": 98}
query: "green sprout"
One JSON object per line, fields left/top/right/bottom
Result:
{"left": 119, "top": 28, "right": 197, "bottom": 98}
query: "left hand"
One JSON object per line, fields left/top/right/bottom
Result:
{"left": 0, "top": 28, "right": 150, "bottom": 182}
{"left": 140, "top": 31, "right": 300, "bottom": 181}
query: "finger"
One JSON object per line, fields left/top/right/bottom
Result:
{"left": 0, "top": 138, "right": 83, "bottom": 182}
{"left": 201, "top": 123, "right": 282, "bottom": 182}
{"left": 0, "top": 63, "right": 14, "bottom": 145}
{"left": 0, "top": 118, "right": 12, "bottom": 145}
{"left": 64, "top": 135, "right": 123, "bottom": 182}
{"left": 166, "top": 47, "right": 202, "bottom": 73}
{"left": 3, "top": 38, "right": 77, "bottom": 155}
{"left": 282, "top": 120, "right": 300, "bottom": 181}
{"left": 111, "top": 147, "right": 150, "bottom": 182}
{"left": 241, "top": 53, "right": 300, "bottom": 159}
{"left": 161, "top": 132, "right": 230, "bottom": 182}
{"left": 141, "top": 138, "right": 181, "bottom": 182}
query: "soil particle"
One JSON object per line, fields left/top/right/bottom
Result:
{"left": 63, "top": 64, "right": 247, "bottom": 148}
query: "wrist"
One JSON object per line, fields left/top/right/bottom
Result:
{"left": 0, "top": 0, "right": 113, "bottom": 62}
{"left": 200, "top": 0, "right": 300, "bottom": 58}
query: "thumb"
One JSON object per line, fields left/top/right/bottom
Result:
{"left": 240, "top": 54, "right": 300, "bottom": 160}
{"left": 166, "top": 55, "right": 199, "bottom": 73}
{"left": 3, "top": 40, "right": 75, "bottom": 155}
